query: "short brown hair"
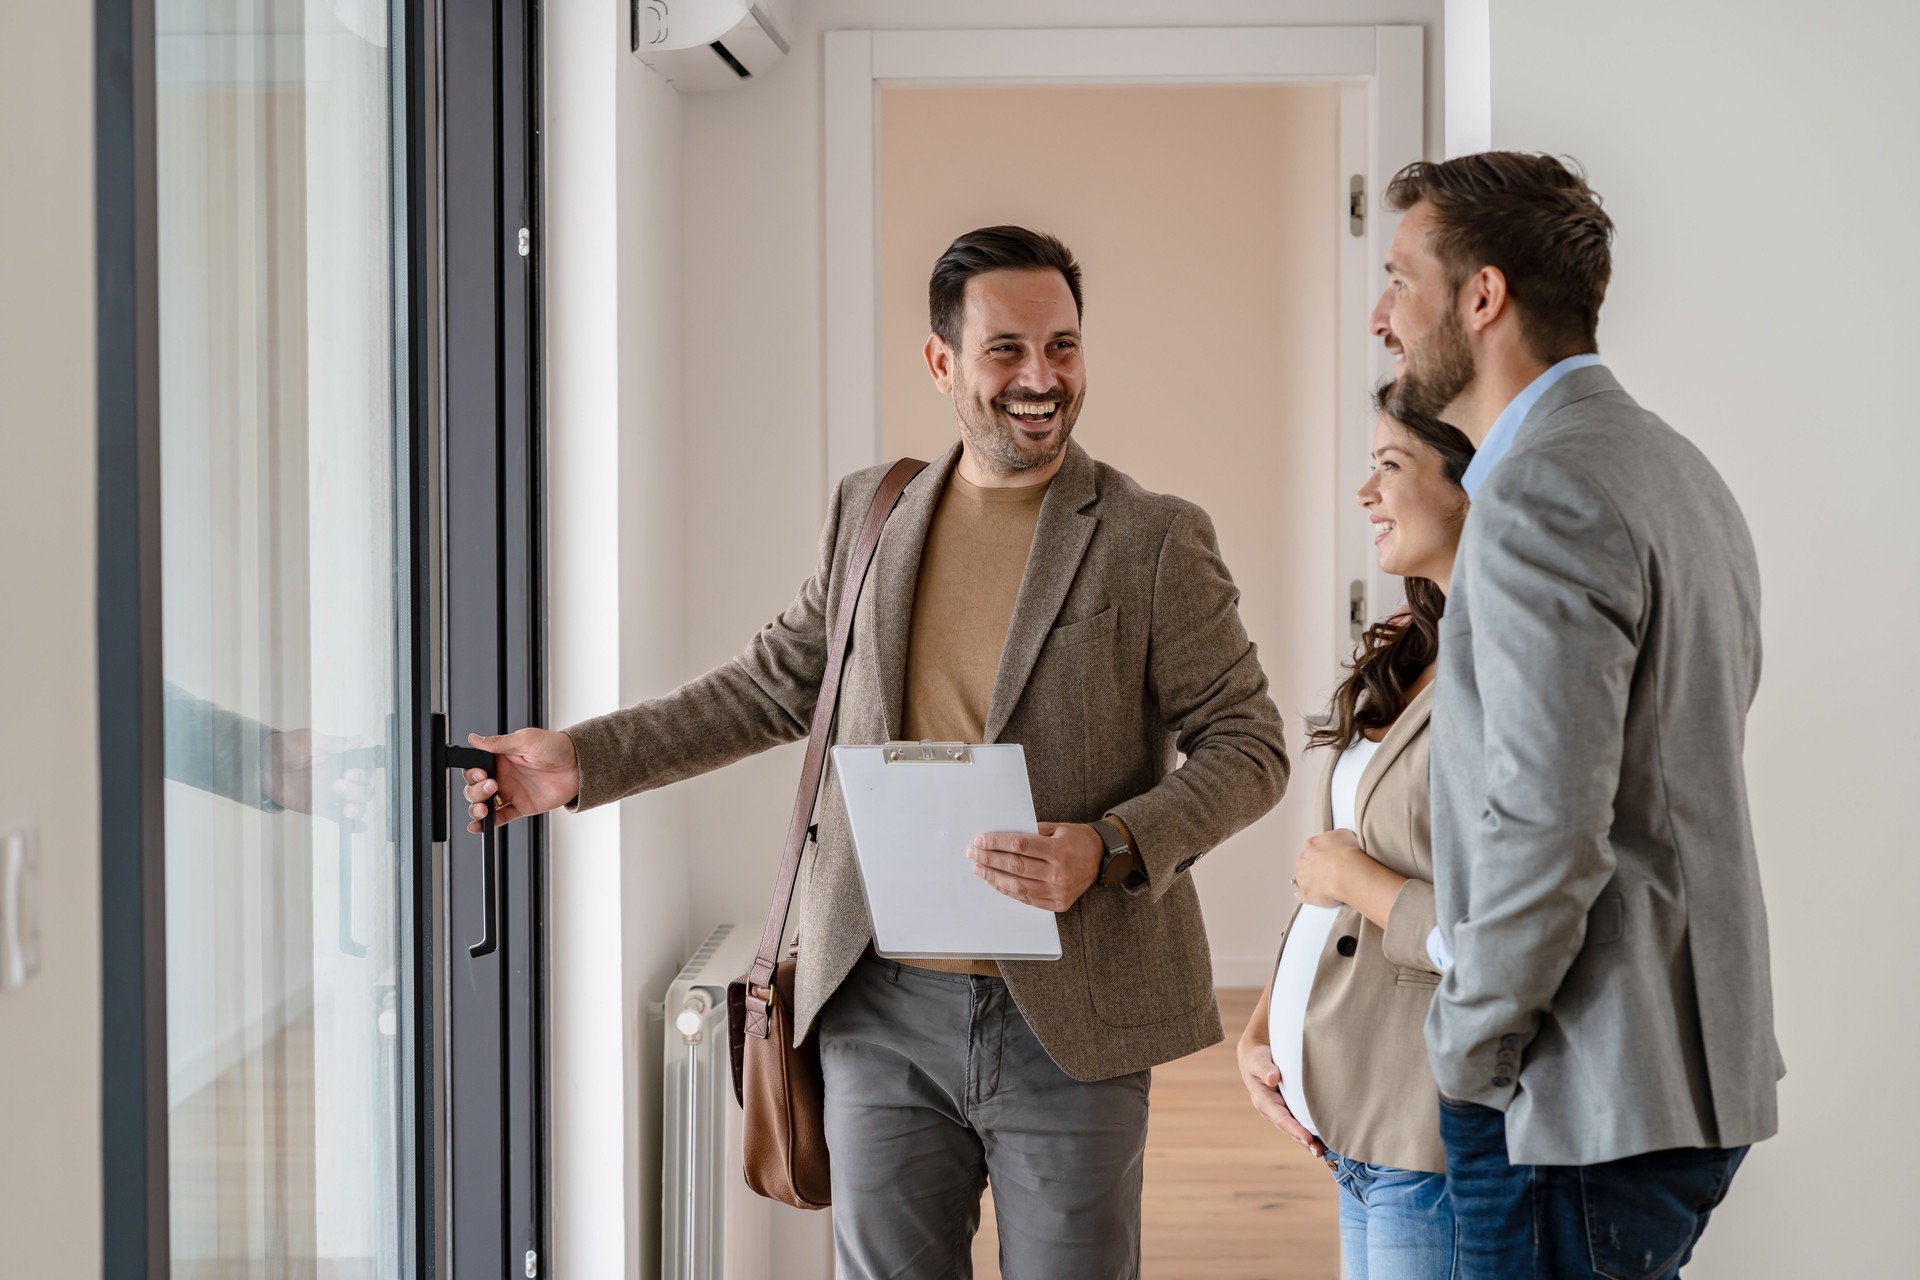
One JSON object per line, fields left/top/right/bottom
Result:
{"left": 1385, "top": 152, "right": 1613, "bottom": 361}
{"left": 929, "top": 226, "right": 1083, "bottom": 349}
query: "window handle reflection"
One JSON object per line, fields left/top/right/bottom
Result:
{"left": 331, "top": 743, "right": 387, "bottom": 959}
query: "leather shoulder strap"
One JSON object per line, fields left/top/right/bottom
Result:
{"left": 747, "top": 457, "right": 928, "bottom": 990}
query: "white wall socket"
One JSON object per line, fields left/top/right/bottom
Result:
{"left": 1, "top": 827, "right": 43, "bottom": 989}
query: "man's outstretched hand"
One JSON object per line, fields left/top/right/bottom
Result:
{"left": 462, "top": 728, "right": 581, "bottom": 832}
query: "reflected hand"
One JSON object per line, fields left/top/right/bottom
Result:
{"left": 1238, "top": 1037, "right": 1325, "bottom": 1157}
{"left": 968, "top": 822, "right": 1102, "bottom": 912}
{"left": 261, "top": 730, "right": 373, "bottom": 819}
{"left": 462, "top": 727, "right": 580, "bottom": 832}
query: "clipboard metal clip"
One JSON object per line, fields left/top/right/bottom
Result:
{"left": 883, "top": 741, "right": 973, "bottom": 764}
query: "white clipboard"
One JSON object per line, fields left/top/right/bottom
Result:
{"left": 832, "top": 742, "right": 1063, "bottom": 961}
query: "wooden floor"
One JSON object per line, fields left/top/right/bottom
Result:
{"left": 973, "top": 988, "right": 1340, "bottom": 1279}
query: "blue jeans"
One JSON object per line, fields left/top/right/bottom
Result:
{"left": 1326, "top": 1149, "right": 1456, "bottom": 1280}
{"left": 1437, "top": 1096, "right": 1748, "bottom": 1280}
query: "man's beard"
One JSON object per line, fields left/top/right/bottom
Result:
{"left": 954, "top": 377, "right": 1083, "bottom": 475}
{"left": 1389, "top": 304, "right": 1475, "bottom": 421}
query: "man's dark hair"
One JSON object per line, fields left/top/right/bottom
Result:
{"left": 928, "top": 226, "right": 1083, "bottom": 349}
{"left": 1385, "top": 152, "right": 1614, "bottom": 361}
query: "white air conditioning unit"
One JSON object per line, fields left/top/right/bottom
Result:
{"left": 631, "top": 0, "right": 791, "bottom": 92}
{"left": 662, "top": 924, "right": 769, "bottom": 1280}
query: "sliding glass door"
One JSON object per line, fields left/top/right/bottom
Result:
{"left": 101, "top": 0, "right": 545, "bottom": 1275}
{"left": 153, "top": 1, "right": 417, "bottom": 1274}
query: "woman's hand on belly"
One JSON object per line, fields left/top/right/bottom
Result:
{"left": 1237, "top": 1037, "right": 1326, "bottom": 1157}
{"left": 1294, "top": 828, "right": 1409, "bottom": 932}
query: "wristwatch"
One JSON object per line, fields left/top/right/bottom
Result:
{"left": 1090, "top": 817, "right": 1146, "bottom": 889}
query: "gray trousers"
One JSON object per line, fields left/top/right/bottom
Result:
{"left": 817, "top": 954, "right": 1150, "bottom": 1280}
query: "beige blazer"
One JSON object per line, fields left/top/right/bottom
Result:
{"left": 1275, "top": 684, "right": 1445, "bottom": 1173}
{"left": 564, "top": 442, "right": 1290, "bottom": 1080}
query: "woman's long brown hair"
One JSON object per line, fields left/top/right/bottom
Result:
{"left": 1309, "top": 388, "right": 1476, "bottom": 753}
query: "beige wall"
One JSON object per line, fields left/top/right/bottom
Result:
{"left": 1488, "top": 1, "right": 1920, "bottom": 1274}
{"left": 878, "top": 84, "right": 1342, "bottom": 981}
{"left": 0, "top": 1, "right": 101, "bottom": 1274}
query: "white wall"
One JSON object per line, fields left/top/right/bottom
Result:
{"left": 0, "top": 1, "right": 102, "bottom": 1275}
{"left": 677, "top": 0, "right": 1446, "bottom": 1004}
{"left": 544, "top": 1, "right": 691, "bottom": 1275}
{"left": 1487, "top": 2, "right": 1919, "bottom": 1274}
{"left": 664, "top": 10, "right": 1440, "bottom": 1274}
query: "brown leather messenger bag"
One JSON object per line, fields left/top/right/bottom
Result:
{"left": 727, "top": 457, "right": 926, "bottom": 1210}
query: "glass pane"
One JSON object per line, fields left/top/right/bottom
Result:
{"left": 155, "top": 1, "right": 411, "bottom": 1276}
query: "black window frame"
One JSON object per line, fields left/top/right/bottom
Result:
{"left": 95, "top": 0, "right": 548, "bottom": 1273}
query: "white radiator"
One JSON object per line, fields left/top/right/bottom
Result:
{"left": 662, "top": 924, "right": 770, "bottom": 1280}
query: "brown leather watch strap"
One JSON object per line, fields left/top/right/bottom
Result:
{"left": 746, "top": 458, "right": 928, "bottom": 993}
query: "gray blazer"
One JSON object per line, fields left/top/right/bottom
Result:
{"left": 1427, "top": 365, "right": 1783, "bottom": 1166}
{"left": 564, "top": 442, "right": 1289, "bottom": 1080}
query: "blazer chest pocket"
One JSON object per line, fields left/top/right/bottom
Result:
{"left": 1042, "top": 604, "right": 1118, "bottom": 651}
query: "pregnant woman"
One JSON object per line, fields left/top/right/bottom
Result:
{"left": 1238, "top": 388, "right": 1473, "bottom": 1280}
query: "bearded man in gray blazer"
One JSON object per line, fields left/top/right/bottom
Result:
{"left": 1377, "top": 153, "right": 1782, "bottom": 1279}
{"left": 459, "top": 226, "right": 1288, "bottom": 1279}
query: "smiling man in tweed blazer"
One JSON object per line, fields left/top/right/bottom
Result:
{"left": 461, "top": 226, "right": 1288, "bottom": 1279}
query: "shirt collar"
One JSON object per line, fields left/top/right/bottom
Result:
{"left": 1459, "top": 353, "right": 1604, "bottom": 498}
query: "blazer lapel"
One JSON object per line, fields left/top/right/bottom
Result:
{"left": 864, "top": 442, "right": 960, "bottom": 739}
{"left": 982, "top": 442, "right": 1099, "bottom": 744}
{"left": 1351, "top": 682, "right": 1434, "bottom": 828}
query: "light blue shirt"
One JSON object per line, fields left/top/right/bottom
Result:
{"left": 1458, "top": 353, "right": 1604, "bottom": 499}
{"left": 1425, "top": 353, "right": 1606, "bottom": 973}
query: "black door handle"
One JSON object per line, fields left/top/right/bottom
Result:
{"left": 433, "top": 714, "right": 501, "bottom": 959}
{"left": 446, "top": 742, "right": 500, "bottom": 958}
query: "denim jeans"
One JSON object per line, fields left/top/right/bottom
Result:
{"left": 1325, "top": 1149, "right": 1457, "bottom": 1280}
{"left": 1437, "top": 1095, "right": 1748, "bottom": 1280}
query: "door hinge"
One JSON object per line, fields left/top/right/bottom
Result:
{"left": 525, "top": 1249, "right": 540, "bottom": 1278}
{"left": 517, "top": 226, "right": 531, "bottom": 258}
{"left": 1348, "top": 175, "right": 1366, "bottom": 237}
{"left": 1349, "top": 579, "right": 1367, "bottom": 642}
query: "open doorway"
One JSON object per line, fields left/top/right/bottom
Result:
{"left": 845, "top": 26, "right": 1423, "bottom": 1277}
{"left": 880, "top": 79, "right": 1341, "bottom": 1280}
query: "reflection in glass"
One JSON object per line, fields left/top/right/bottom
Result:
{"left": 156, "top": 1, "right": 409, "bottom": 1274}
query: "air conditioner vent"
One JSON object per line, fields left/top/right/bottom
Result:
{"left": 631, "top": 0, "right": 791, "bottom": 92}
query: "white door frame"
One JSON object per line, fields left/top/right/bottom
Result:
{"left": 824, "top": 25, "right": 1424, "bottom": 659}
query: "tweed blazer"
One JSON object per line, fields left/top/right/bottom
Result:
{"left": 564, "top": 441, "right": 1289, "bottom": 1080}
{"left": 1272, "top": 685, "right": 1445, "bottom": 1173}
{"left": 1429, "top": 365, "right": 1783, "bottom": 1165}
